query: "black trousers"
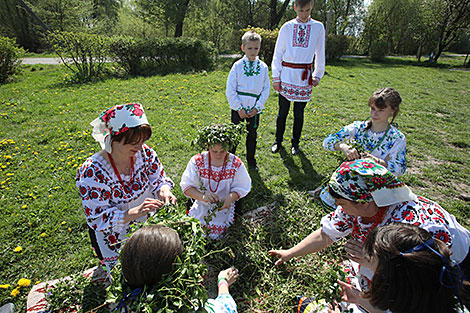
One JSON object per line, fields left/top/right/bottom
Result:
{"left": 230, "top": 109, "right": 259, "bottom": 165}
{"left": 275, "top": 94, "right": 307, "bottom": 147}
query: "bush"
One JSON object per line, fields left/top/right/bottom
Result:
{"left": 241, "top": 27, "right": 279, "bottom": 66}
{"left": 369, "top": 40, "right": 388, "bottom": 62}
{"left": 109, "top": 36, "right": 216, "bottom": 76}
{"left": 0, "top": 36, "right": 24, "bottom": 84}
{"left": 48, "top": 31, "right": 110, "bottom": 82}
{"left": 326, "top": 34, "right": 349, "bottom": 61}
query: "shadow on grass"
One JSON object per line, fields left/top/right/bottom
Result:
{"left": 279, "top": 148, "right": 324, "bottom": 191}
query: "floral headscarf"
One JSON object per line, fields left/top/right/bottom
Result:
{"left": 328, "top": 158, "right": 417, "bottom": 206}
{"left": 90, "top": 103, "right": 149, "bottom": 153}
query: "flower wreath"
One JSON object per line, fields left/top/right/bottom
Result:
{"left": 192, "top": 123, "right": 245, "bottom": 152}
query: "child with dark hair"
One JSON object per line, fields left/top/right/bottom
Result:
{"left": 330, "top": 223, "right": 469, "bottom": 313}
{"left": 323, "top": 87, "right": 406, "bottom": 176}
{"left": 319, "top": 88, "right": 406, "bottom": 210}
{"left": 120, "top": 225, "right": 239, "bottom": 312}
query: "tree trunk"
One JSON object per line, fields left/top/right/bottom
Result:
{"left": 174, "top": 0, "right": 190, "bottom": 37}
{"left": 269, "top": 0, "right": 290, "bottom": 30}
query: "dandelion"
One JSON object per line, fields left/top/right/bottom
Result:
{"left": 40, "top": 233, "right": 46, "bottom": 237}
{"left": 10, "top": 288, "right": 20, "bottom": 297}
{"left": 13, "top": 246, "right": 22, "bottom": 252}
{"left": 21, "top": 205, "right": 27, "bottom": 209}
{"left": 0, "top": 284, "right": 10, "bottom": 289}
{"left": 61, "top": 221, "right": 66, "bottom": 225}
{"left": 17, "top": 278, "right": 31, "bottom": 287}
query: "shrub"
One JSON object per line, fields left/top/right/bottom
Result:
{"left": 241, "top": 27, "right": 279, "bottom": 66}
{"left": 369, "top": 40, "right": 388, "bottom": 62}
{"left": 0, "top": 36, "right": 24, "bottom": 84}
{"left": 109, "top": 36, "right": 216, "bottom": 76}
{"left": 326, "top": 34, "right": 349, "bottom": 61}
{"left": 48, "top": 31, "right": 110, "bottom": 82}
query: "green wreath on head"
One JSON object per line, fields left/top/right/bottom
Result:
{"left": 192, "top": 123, "right": 245, "bottom": 152}
{"left": 106, "top": 204, "right": 210, "bottom": 313}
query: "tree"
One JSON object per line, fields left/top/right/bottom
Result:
{"left": 362, "top": 0, "right": 422, "bottom": 55}
{"left": 0, "top": 0, "right": 43, "bottom": 51}
{"left": 268, "top": 0, "right": 291, "bottom": 29}
{"left": 136, "top": 0, "right": 194, "bottom": 37}
{"left": 429, "top": 0, "right": 470, "bottom": 62}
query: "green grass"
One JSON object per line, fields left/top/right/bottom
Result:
{"left": 0, "top": 57, "right": 469, "bottom": 312}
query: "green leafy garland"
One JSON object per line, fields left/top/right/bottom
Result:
{"left": 192, "top": 123, "right": 245, "bottom": 152}
{"left": 106, "top": 204, "right": 209, "bottom": 313}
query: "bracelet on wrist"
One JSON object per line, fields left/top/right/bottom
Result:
{"left": 217, "top": 277, "right": 227, "bottom": 283}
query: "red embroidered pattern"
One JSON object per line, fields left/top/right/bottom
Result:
{"left": 194, "top": 153, "right": 241, "bottom": 180}
{"left": 280, "top": 82, "right": 312, "bottom": 101}
{"left": 292, "top": 23, "right": 311, "bottom": 47}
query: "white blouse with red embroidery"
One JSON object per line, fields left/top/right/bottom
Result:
{"left": 76, "top": 144, "right": 174, "bottom": 272}
{"left": 180, "top": 152, "right": 251, "bottom": 240}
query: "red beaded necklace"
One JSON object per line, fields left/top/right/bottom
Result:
{"left": 107, "top": 152, "right": 134, "bottom": 189}
{"left": 207, "top": 151, "right": 228, "bottom": 193}
{"left": 352, "top": 206, "right": 388, "bottom": 242}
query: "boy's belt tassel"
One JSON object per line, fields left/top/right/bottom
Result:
{"left": 282, "top": 61, "right": 313, "bottom": 86}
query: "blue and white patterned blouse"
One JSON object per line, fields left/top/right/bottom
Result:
{"left": 323, "top": 120, "right": 406, "bottom": 177}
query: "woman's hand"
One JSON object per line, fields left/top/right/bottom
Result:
{"left": 157, "top": 185, "right": 177, "bottom": 204}
{"left": 268, "top": 249, "right": 293, "bottom": 266}
{"left": 125, "top": 198, "right": 163, "bottom": 223}
{"left": 273, "top": 81, "right": 281, "bottom": 92}
{"left": 202, "top": 192, "right": 219, "bottom": 203}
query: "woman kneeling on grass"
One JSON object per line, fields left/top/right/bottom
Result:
{"left": 180, "top": 123, "right": 251, "bottom": 240}
{"left": 269, "top": 158, "right": 470, "bottom": 306}
{"left": 119, "top": 225, "right": 239, "bottom": 313}
{"left": 330, "top": 223, "right": 470, "bottom": 313}
{"left": 76, "top": 103, "right": 176, "bottom": 273}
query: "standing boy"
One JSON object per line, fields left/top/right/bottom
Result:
{"left": 271, "top": 0, "right": 325, "bottom": 155}
{"left": 226, "top": 30, "right": 270, "bottom": 171}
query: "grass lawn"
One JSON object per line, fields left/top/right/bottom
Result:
{"left": 0, "top": 56, "right": 469, "bottom": 312}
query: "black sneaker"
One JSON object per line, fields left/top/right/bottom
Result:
{"left": 291, "top": 145, "right": 300, "bottom": 155}
{"left": 271, "top": 142, "right": 282, "bottom": 153}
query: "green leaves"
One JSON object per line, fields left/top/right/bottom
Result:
{"left": 107, "top": 203, "right": 209, "bottom": 313}
{"left": 193, "top": 122, "right": 246, "bottom": 152}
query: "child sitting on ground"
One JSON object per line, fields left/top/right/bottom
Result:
{"left": 332, "top": 223, "right": 469, "bottom": 313}
{"left": 180, "top": 123, "right": 252, "bottom": 239}
{"left": 120, "top": 224, "right": 239, "bottom": 313}
{"left": 226, "top": 30, "right": 270, "bottom": 171}
{"left": 320, "top": 87, "right": 406, "bottom": 209}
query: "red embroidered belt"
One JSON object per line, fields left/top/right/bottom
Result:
{"left": 282, "top": 61, "right": 313, "bottom": 86}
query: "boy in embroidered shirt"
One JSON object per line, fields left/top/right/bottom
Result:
{"left": 271, "top": 0, "right": 325, "bottom": 155}
{"left": 226, "top": 30, "right": 270, "bottom": 171}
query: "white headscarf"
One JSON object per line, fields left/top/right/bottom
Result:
{"left": 90, "top": 103, "right": 149, "bottom": 153}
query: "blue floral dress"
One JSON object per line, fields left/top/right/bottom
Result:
{"left": 321, "top": 121, "right": 406, "bottom": 209}
{"left": 204, "top": 293, "right": 237, "bottom": 313}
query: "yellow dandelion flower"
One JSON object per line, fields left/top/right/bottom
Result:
{"left": 40, "top": 233, "right": 46, "bottom": 237}
{"left": 0, "top": 284, "right": 10, "bottom": 289}
{"left": 13, "top": 246, "right": 22, "bottom": 252}
{"left": 11, "top": 287, "right": 20, "bottom": 297}
{"left": 17, "top": 278, "right": 31, "bottom": 287}
{"left": 21, "top": 205, "right": 27, "bottom": 209}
